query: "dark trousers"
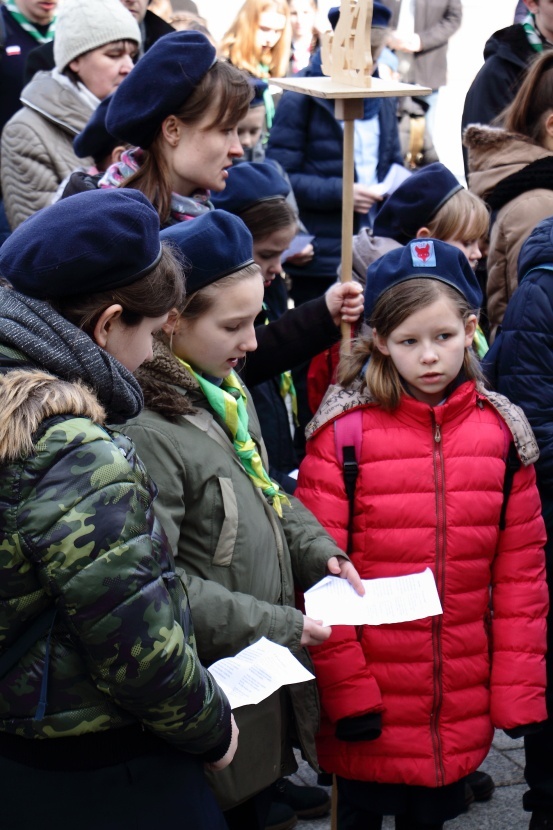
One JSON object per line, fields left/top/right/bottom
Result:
{"left": 338, "top": 801, "right": 443, "bottom": 830}
{"left": 0, "top": 750, "right": 228, "bottom": 830}
{"left": 224, "top": 786, "right": 273, "bottom": 830}
{"left": 524, "top": 502, "right": 553, "bottom": 815}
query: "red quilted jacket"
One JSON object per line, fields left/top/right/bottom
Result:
{"left": 296, "top": 380, "right": 548, "bottom": 787}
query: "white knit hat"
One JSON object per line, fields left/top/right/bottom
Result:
{"left": 54, "top": 0, "right": 142, "bottom": 72}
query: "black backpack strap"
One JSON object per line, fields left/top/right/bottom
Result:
{"left": 499, "top": 442, "right": 521, "bottom": 532}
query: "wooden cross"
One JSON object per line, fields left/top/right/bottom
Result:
{"left": 272, "top": 0, "right": 431, "bottom": 346}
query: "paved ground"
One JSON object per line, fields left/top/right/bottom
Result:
{"left": 292, "top": 731, "right": 529, "bottom": 830}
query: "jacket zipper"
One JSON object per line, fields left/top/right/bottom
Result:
{"left": 430, "top": 414, "right": 446, "bottom": 787}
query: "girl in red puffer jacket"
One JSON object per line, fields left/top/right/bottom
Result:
{"left": 296, "top": 239, "right": 548, "bottom": 830}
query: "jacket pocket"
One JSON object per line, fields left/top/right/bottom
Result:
{"left": 212, "top": 476, "right": 238, "bottom": 567}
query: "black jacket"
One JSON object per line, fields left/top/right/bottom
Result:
{"left": 0, "top": 5, "right": 52, "bottom": 137}
{"left": 23, "top": 10, "right": 173, "bottom": 84}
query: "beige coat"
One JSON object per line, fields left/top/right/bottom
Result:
{"left": 465, "top": 124, "right": 553, "bottom": 340}
{"left": 1, "top": 71, "right": 94, "bottom": 229}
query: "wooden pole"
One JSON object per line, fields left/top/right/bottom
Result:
{"left": 335, "top": 97, "right": 364, "bottom": 352}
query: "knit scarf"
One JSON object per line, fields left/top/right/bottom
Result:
{"left": 178, "top": 358, "right": 291, "bottom": 517}
{"left": 0, "top": 289, "right": 143, "bottom": 423}
{"left": 98, "top": 148, "right": 213, "bottom": 222}
{"left": 5, "top": 0, "right": 56, "bottom": 43}
{"left": 487, "top": 155, "right": 553, "bottom": 213}
{"left": 522, "top": 11, "right": 546, "bottom": 52}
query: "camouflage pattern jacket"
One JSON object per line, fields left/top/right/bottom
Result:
{"left": 0, "top": 352, "right": 231, "bottom": 759}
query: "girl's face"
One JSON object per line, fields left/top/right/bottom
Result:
{"left": 170, "top": 274, "right": 264, "bottom": 377}
{"left": 288, "top": 0, "right": 316, "bottom": 40}
{"left": 166, "top": 106, "right": 244, "bottom": 196}
{"left": 102, "top": 313, "right": 168, "bottom": 372}
{"left": 444, "top": 234, "right": 482, "bottom": 270}
{"left": 253, "top": 225, "right": 296, "bottom": 287}
{"left": 374, "top": 296, "right": 476, "bottom": 407}
{"left": 237, "top": 106, "right": 266, "bottom": 150}
{"left": 69, "top": 41, "right": 137, "bottom": 100}
{"left": 256, "top": 10, "right": 287, "bottom": 55}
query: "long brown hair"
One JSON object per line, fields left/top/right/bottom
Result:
{"left": 122, "top": 61, "right": 252, "bottom": 224}
{"left": 501, "top": 50, "right": 553, "bottom": 144}
{"left": 50, "top": 243, "right": 183, "bottom": 336}
{"left": 338, "top": 279, "right": 483, "bottom": 410}
{"left": 219, "top": 0, "right": 292, "bottom": 78}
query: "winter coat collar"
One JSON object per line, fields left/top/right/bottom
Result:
{"left": 135, "top": 338, "right": 199, "bottom": 420}
{"left": 0, "top": 289, "right": 143, "bottom": 422}
{"left": 464, "top": 124, "right": 553, "bottom": 200}
{"left": 19, "top": 70, "right": 95, "bottom": 137}
{"left": 307, "top": 378, "right": 539, "bottom": 465}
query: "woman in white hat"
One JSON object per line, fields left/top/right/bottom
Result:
{"left": 1, "top": 0, "right": 141, "bottom": 229}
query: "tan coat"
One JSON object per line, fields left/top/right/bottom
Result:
{"left": 1, "top": 71, "right": 94, "bottom": 229}
{"left": 465, "top": 124, "right": 553, "bottom": 340}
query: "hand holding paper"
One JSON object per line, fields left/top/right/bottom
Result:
{"left": 304, "top": 568, "right": 442, "bottom": 627}
{"left": 209, "top": 637, "right": 315, "bottom": 710}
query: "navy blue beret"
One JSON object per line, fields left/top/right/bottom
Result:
{"left": 0, "top": 189, "right": 162, "bottom": 299}
{"left": 328, "top": 2, "right": 391, "bottom": 30}
{"left": 106, "top": 30, "right": 216, "bottom": 149}
{"left": 373, "top": 163, "right": 463, "bottom": 245}
{"left": 364, "top": 239, "right": 483, "bottom": 321}
{"left": 250, "top": 77, "right": 268, "bottom": 108}
{"left": 74, "top": 95, "right": 122, "bottom": 161}
{"left": 160, "top": 210, "right": 255, "bottom": 293}
{"left": 211, "top": 162, "right": 290, "bottom": 215}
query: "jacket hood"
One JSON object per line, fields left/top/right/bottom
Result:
{"left": 19, "top": 70, "right": 95, "bottom": 136}
{"left": 307, "top": 379, "right": 539, "bottom": 466}
{"left": 482, "top": 24, "right": 531, "bottom": 69}
{"left": 0, "top": 369, "right": 105, "bottom": 463}
{"left": 464, "top": 124, "right": 553, "bottom": 199}
{"left": 135, "top": 338, "right": 199, "bottom": 420}
{"left": 518, "top": 215, "right": 553, "bottom": 279}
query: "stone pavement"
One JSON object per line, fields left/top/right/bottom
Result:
{"left": 292, "top": 731, "right": 529, "bottom": 830}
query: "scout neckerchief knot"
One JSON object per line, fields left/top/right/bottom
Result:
{"left": 179, "top": 359, "right": 291, "bottom": 517}
{"left": 522, "top": 12, "right": 544, "bottom": 53}
{"left": 5, "top": 0, "right": 56, "bottom": 43}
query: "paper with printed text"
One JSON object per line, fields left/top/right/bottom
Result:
{"left": 304, "top": 568, "right": 442, "bottom": 626}
{"left": 209, "top": 637, "right": 315, "bottom": 709}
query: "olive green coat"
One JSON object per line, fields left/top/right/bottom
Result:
{"left": 121, "top": 342, "right": 344, "bottom": 807}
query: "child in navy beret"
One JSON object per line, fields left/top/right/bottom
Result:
{"left": 0, "top": 186, "right": 242, "bottom": 830}
{"left": 307, "top": 163, "right": 490, "bottom": 415}
{"left": 294, "top": 239, "right": 547, "bottom": 829}
{"left": 121, "top": 207, "right": 364, "bottom": 829}
{"left": 98, "top": 30, "right": 253, "bottom": 228}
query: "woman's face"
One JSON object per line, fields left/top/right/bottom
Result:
{"left": 170, "top": 274, "right": 264, "bottom": 377}
{"left": 101, "top": 313, "right": 168, "bottom": 372}
{"left": 69, "top": 41, "right": 137, "bottom": 100}
{"left": 256, "top": 10, "right": 287, "bottom": 56}
{"left": 253, "top": 225, "right": 296, "bottom": 287}
{"left": 166, "top": 106, "right": 244, "bottom": 195}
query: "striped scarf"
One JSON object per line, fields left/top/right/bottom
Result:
{"left": 179, "top": 359, "right": 291, "bottom": 517}
{"left": 5, "top": 0, "right": 56, "bottom": 43}
{"left": 98, "top": 147, "right": 212, "bottom": 222}
{"left": 522, "top": 11, "right": 546, "bottom": 53}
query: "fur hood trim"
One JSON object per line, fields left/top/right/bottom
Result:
{"left": 135, "top": 339, "right": 199, "bottom": 420}
{"left": 0, "top": 370, "right": 105, "bottom": 462}
{"left": 463, "top": 124, "right": 536, "bottom": 151}
{"left": 306, "top": 381, "right": 539, "bottom": 466}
